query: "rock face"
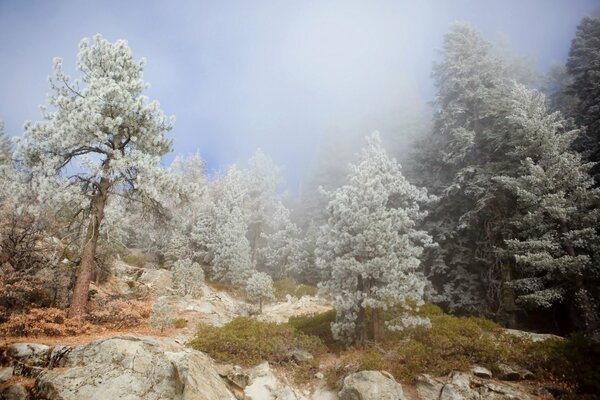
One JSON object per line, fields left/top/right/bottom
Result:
{"left": 5, "top": 343, "right": 51, "bottom": 367}
{"left": 36, "top": 336, "right": 235, "bottom": 400}
{"left": 338, "top": 370, "right": 405, "bottom": 400}
{"left": 415, "top": 371, "right": 540, "bottom": 400}
{"left": 29, "top": 335, "right": 235, "bottom": 400}
{"left": 243, "top": 362, "right": 306, "bottom": 400}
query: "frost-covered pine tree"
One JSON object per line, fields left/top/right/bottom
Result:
{"left": 245, "top": 271, "right": 275, "bottom": 313}
{"left": 172, "top": 258, "right": 205, "bottom": 298}
{"left": 17, "top": 35, "right": 173, "bottom": 317}
{"left": 495, "top": 84, "right": 600, "bottom": 332}
{"left": 259, "top": 202, "right": 301, "bottom": 279}
{"left": 412, "top": 23, "right": 524, "bottom": 317}
{"left": 163, "top": 153, "right": 208, "bottom": 265}
{"left": 0, "top": 121, "right": 11, "bottom": 166}
{"left": 244, "top": 149, "right": 283, "bottom": 265}
{"left": 209, "top": 166, "right": 253, "bottom": 285}
{"left": 0, "top": 121, "right": 13, "bottom": 200}
{"left": 289, "top": 221, "right": 321, "bottom": 285}
{"left": 566, "top": 16, "right": 600, "bottom": 183}
{"left": 317, "top": 133, "right": 433, "bottom": 345}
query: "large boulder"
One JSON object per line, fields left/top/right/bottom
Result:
{"left": 5, "top": 343, "right": 51, "bottom": 367}
{"left": 338, "top": 371, "right": 405, "bottom": 400}
{"left": 34, "top": 335, "right": 235, "bottom": 400}
{"left": 243, "top": 362, "right": 306, "bottom": 400}
{"left": 139, "top": 269, "right": 173, "bottom": 295}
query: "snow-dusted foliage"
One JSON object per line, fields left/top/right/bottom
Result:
{"left": 0, "top": 121, "right": 11, "bottom": 166}
{"left": 289, "top": 222, "right": 321, "bottom": 285}
{"left": 495, "top": 84, "right": 600, "bottom": 330}
{"left": 245, "top": 271, "right": 275, "bottom": 313}
{"left": 16, "top": 34, "right": 174, "bottom": 316}
{"left": 411, "top": 23, "right": 513, "bottom": 316}
{"left": 317, "top": 133, "right": 433, "bottom": 344}
{"left": 150, "top": 297, "right": 175, "bottom": 333}
{"left": 244, "top": 150, "right": 284, "bottom": 264}
{"left": 172, "top": 258, "right": 205, "bottom": 298}
{"left": 566, "top": 16, "right": 600, "bottom": 183}
{"left": 208, "top": 167, "right": 253, "bottom": 285}
{"left": 259, "top": 202, "right": 301, "bottom": 280}
{"left": 0, "top": 121, "right": 14, "bottom": 200}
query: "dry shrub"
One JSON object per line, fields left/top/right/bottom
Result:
{"left": 0, "top": 308, "right": 91, "bottom": 337}
{"left": 0, "top": 273, "right": 52, "bottom": 323}
{"left": 87, "top": 299, "right": 151, "bottom": 329}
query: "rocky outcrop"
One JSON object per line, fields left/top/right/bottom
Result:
{"left": 98, "top": 261, "right": 173, "bottom": 298}
{"left": 503, "top": 329, "right": 563, "bottom": 343}
{"left": 338, "top": 370, "right": 405, "bottom": 400}
{"left": 415, "top": 371, "right": 546, "bottom": 400}
{"left": 1, "top": 336, "right": 236, "bottom": 400}
{"left": 243, "top": 362, "right": 306, "bottom": 400}
{"left": 34, "top": 335, "right": 235, "bottom": 400}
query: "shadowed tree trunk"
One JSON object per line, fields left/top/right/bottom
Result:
{"left": 68, "top": 175, "right": 109, "bottom": 318}
{"left": 372, "top": 308, "right": 381, "bottom": 342}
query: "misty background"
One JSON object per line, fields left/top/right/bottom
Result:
{"left": 1, "top": 0, "right": 598, "bottom": 190}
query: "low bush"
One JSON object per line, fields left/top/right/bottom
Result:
{"left": 188, "top": 317, "right": 326, "bottom": 366}
{"left": 149, "top": 298, "right": 176, "bottom": 332}
{"left": 173, "top": 318, "right": 188, "bottom": 329}
{"left": 87, "top": 299, "right": 150, "bottom": 329}
{"left": 321, "top": 304, "right": 600, "bottom": 397}
{"left": 273, "top": 279, "right": 318, "bottom": 300}
{"left": 122, "top": 254, "right": 146, "bottom": 268}
{"left": 0, "top": 308, "right": 92, "bottom": 337}
{"left": 288, "top": 310, "right": 339, "bottom": 350}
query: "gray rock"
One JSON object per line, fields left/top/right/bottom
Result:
{"left": 0, "top": 383, "right": 29, "bottom": 400}
{"left": 415, "top": 374, "right": 444, "bottom": 400}
{"left": 440, "top": 372, "right": 480, "bottom": 400}
{"left": 6, "top": 343, "right": 51, "bottom": 367}
{"left": 34, "top": 335, "right": 236, "bottom": 400}
{"left": 504, "top": 329, "right": 563, "bottom": 343}
{"left": 470, "top": 366, "right": 493, "bottom": 379}
{"left": 338, "top": 370, "right": 405, "bottom": 400}
{"left": 244, "top": 362, "right": 306, "bottom": 400}
{"left": 473, "top": 380, "right": 534, "bottom": 400}
{"left": 496, "top": 364, "right": 534, "bottom": 381}
{"left": 496, "top": 364, "right": 520, "bottom": 381}
{"left": 289, "top": 349, "right": 314, "bottom": 363}
{"left": 139, "top": 269, "right": 173, "bottom": 295}
{"left": 0, "top": 366, "right": 13, "bottom": 383}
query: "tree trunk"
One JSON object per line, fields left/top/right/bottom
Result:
{"left": 68, "top": 179, "right": 109, "bottom": 318}
{"left": 559, "top": 220, "right": 597, "bottom": 332}
{"left": 259, "top": 298, "right": 263, "bottom": 314}
{"left": 372, "top": 308, "right": 381, "bottom": 342}
{"left": 501, "top": 263, "right": 517, "bottom": 328}
{"left": 356, "top": 275, "right": 367, "bottom": 347}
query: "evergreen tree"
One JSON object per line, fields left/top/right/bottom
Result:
{"left": 172, "top": 258, "right": 205, "bottom": 298}
{"left": 317, "top": 133, "right": 432, "bottom": 345}
{"left": 209, "top": 166, "right": 253, "bottom": 285}
{"left": 495, "top": 84, "right": 600, "bottom": 332}
{"left": 566, "top": 16, "right": 600, "bottom": 183}
{"left": 246, "top": 271, "right": 275, "bottom": 313}
{"left": 0, "top": 121, "right": 11, "bottom": 165}
{"left": 414, "top": 23, "right": 514, "bottom": 316}
{"left": 17, "top": 35, "right": 173, "bottom": 317}
{"left": 259, "top": 202, "right": 301, "bottom": 280}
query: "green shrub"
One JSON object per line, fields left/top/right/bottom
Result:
{"left": 288, "top": 310, "right": 339, "bottom": 350}
{"left": 173, "top": 318, "right": 188, "bottom": 329}
{"left": 188, "top": 317, "right": 326, "bottom": 366}
{"left": 122, "top": 254, "right": 146, "bottom": 268}
{"left": 524, "top": 334, "right": 600, "bottom": 395}
{"left": 273, "top": 279, "right": 318, "bottom": 300}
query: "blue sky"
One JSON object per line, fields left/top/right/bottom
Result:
{"left": 1, "top": 0, "right": 598, "bottom": 190}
